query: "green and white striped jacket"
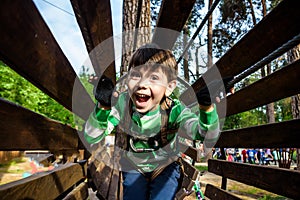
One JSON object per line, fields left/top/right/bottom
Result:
{"left": 84, "top": 92, "right": 219, "bottom": 172}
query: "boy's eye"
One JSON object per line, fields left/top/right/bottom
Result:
{"left": 130, "top": 71, "right": 141, "bottom": 79}
{"left": 150, "top": 75, "right": 159, "bottom": 81}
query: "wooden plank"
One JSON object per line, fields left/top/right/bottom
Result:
{"left": 88, "top": 159, "right": 118, "bottom": 200}
{"left": 181, "top": 0, "right": 300, "bottom": 105}
{"left": 63, "top": 182, "right": 89, "bottom": 200}
{"left": 181, "top": 159, "right": 199, "bottom": 181}
{"left": 205, "top": 184, "right": 242, "bottom": 200}
{"left": 0, "top": 1, "right": 94, "bottom": 120}
{"left": 181, "top": 174, "right": 195, "bottom": 192}
{"left": 0, "top": 98, "right": 79, "bottom": 151}
{"left": 216, "top": 119, "right": 300, "bottom": 148}
{"left": 0, "top": 163, "right": 84, "bottom": 200}
{"left": 175, "top": 188, "right": 189, "bottom": 200}
{"left": 152, "top": 0, "right": 196, "bottom": 49}
{"left": 71, "top": 0, "right": 116, "bottom": 81}
{"left": 179, "top": 142, "right": 202, "bottom": 162}
{"left": 208, "top": 159, "right": 300, "bottom": 199}
{"left": 223, "top": 59, "right": 300, "bottom": 116}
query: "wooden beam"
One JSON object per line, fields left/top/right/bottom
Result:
{"left": 0, "top": 98, "right": 79, "bottom": 151}
{"left": 223, "top": 59, "right": 300, "bottom": 116}
{"left": 152, "top": 0, "right": 196, "bottom": 49}
{"left": 0, "top": 163, "right": 84, "bottom": 200}
{"left": 205, "top": 184, "right": 242, "bottom": 200}
{"left": 216, "top": 119, "right": 300, "bottom": 148}
{"left": 179, "top": 142, "right": 202, "bottom": 162}
{"left": 63, "top": 182, "right": 89, "bottom": 200}
{"left": 181, "top": 0, "right": 300, "bottom": 105}
{"left": 71, "top": 0, "right": 116, "bottom": 81}
{"left": 208, "top": 159, "right": 300, "bottom": 199}
{"left": 0, "top": 1, "right": 94, "bottom": 120}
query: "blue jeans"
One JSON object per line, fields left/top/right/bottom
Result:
{"left": 122, "top": 162, "right": 181, "bottom": 200}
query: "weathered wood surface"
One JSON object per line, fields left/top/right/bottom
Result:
{"left": 152, "top": 0, "right": 196, "bottom": 49}
{"left": 0, "top": 98, "right": 79, "bottom": 151}
{"left": 182, "top": 0, "right": 300, "bottom": 105}
{"left": 181, "top": 159, "right": 199, "bottom": 181}
{"left": 63, "top": 182, "right": 89, "bottom": 200}
{"left": 216, "top": 119, "right": 300, "bottom": 148}
{"left": 0, "top": 1, "right": 94, "bottom": 120}
{"left": 88, "top": 159, "right": 119, "bottom": 200}
{"left": 0, "top": 163, "right": 84, "bottom": 200}
{"left": 205, "top": 184, "right": 242, "bottom": 200}
{"left": 179, "top": 142, "right": 202, "bottom": 162}
{"left": 208, "top": 159, "right": 300, "bottom": 199}
{"left": 71, "top": 0, "right": 116, "bottom": 81}
{"left": 223, "top": 59, "right": 300, "bottom": 116}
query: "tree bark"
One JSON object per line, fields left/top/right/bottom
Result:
{"left": 207, "top": 0, "right": 213, "bottom": 68}
{"left": 121, "top": 0, "right": 151, "bottom": 75}
{"left": 183, "top": 26, "right": 189, "bottom": 82}
{"left": 287, "top": 44, "right": 300, "bottom": 170}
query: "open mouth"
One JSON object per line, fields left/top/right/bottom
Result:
{"left": 135, "top": 94, "right": 150, "bottom": 103}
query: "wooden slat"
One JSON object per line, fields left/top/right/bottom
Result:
{"left": 208, "top": 159, "right": 300, "bottom": 199}
{"left": 223, "top": 59, "right": 300, "bottom": 116}
{"left": 181, "top": 159, "right": 199, "bottom": 181}
{"left": 0, "top": 1, "right": 94, "bottom": 120}
{"left": 0, "top": 98, "right": 79, "bottom": 151}
{"left": 181, "top": 0, "right": 300, "bottom": 105}
{"left": 216, "top": 119, "right": 300, "bottom": 148}
{"left": 63, "top": 182, "right": 89, "bottom": 200}
{"left": 205, "top": 184, "right": 242, "bottom": 200}
{"left": 179, "top": 142, "right": 202, "bottom": 162}
{"left": 152, "top": 0, "right": 196, "bottom": 49}
{"left": 71, "top": 0, "right": 116, "bottom": 81}
{"left": 88, "top": 159, "right": 119, "bottom": 200}
{"left": 181, "top": 174, "right": 195, "bottom": 192}
{"left": 0, "top": 163, "right": 84, "bottom": 200}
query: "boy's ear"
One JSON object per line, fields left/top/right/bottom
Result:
{"left": 165, "top": 80, "right": 177, "bottom": 97}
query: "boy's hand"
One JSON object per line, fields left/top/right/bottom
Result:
{"left": 91, "top": 75, "right": 116, "bottom": 107}
{"left": 196, "top": 77, "right": 233, "bottom": 107}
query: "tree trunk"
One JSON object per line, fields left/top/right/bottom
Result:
{"left": 207, "top": 0, "right": 213, "bottom": 68}
{"left": 183, "top": 26, "right": 189, "bottom": 82}
{"left": 121, "top": 0, "right": 151, "bottom": 75}
{"left": 266, "top": 64, "right": 275, "bottom": 123}
{"left": 287, "top": 44, "right": 300, "bottom": 170}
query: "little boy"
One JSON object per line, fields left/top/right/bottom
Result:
{"left": 85, "top": 43, "right": 220, "bottom": 200}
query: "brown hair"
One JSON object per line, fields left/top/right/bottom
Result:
{"left": 128, "top": 43, "right": 178, "bottom": 82}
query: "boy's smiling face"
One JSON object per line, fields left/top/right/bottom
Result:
{"left": 127, "top": 65, "right": 176, "bottom": 113}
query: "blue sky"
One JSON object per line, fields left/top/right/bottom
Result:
{"left": 33, "top": 0, "right": 122, "bottom": 75}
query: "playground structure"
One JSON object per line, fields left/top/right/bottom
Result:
{"left": 0, "top": 0, "right": 300, "bottom": 199}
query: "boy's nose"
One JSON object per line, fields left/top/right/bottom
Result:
{"left": 137, "top": 77, "right": 150, "bottom": 88}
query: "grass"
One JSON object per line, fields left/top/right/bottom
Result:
{"left": 0, "top": 157, "right": 26, "bottom": 167}
{"left": 0, "top": 157, "right": 27, "bottom": 174}
{"left": 258, "top": 195, "right": 289, "bottom": 200}
{"left": 195, "top": 165, "right": 208, "bottom": 172}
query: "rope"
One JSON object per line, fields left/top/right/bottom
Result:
{"left": 226, "top": 33, "right": 300, "bottom": 89}
{"left": 177, "top": 0, "right": 221, "bottom": 64}
{"left": 133, "top": 0, "right": 144, "bottom": 52}
{"left": 39, "top": 0, "right": 74, "bottom": 16}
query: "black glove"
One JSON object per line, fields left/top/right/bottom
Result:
{"left": 196, "top": 77, "right": 233, "bottom": 106}
{"left": 94, "top": 75, "right": 115, "bottom": 107}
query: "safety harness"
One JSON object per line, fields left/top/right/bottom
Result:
{"left": 114, "top": 94, "right": 182, "bottom": 180}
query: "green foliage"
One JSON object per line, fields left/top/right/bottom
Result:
{"left": 0, "top": 61, "right": 76, "bottom": 127}
{"left": 258, "top": 195, "right": 287, "bottom": 200}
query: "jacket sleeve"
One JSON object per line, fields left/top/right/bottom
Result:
{"left": 84, "top": 105, "right": 112, "bottom": 144}
{"left": 84, "top": 93, "right": 125, "bottom": 144}
{"left": 171, "top": 100, "right": 220, "bottom": 149}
